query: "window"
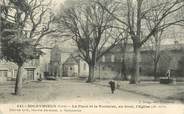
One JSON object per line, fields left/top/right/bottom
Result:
{"left": 111, "top": 55, "right": 115, "bottom": 62}
{"left": 3, "top": 71, "right": 7, "bottom": 77}
{"left": 70, "top": 67, "right": 73, "bottom": 70}
{"left": 102, "top": 66, "right": 106, "bottom": 70}
{"left": 102, "top": 56, "right": 105, "bottom": 62}
{"left": 120, "top": 57, "right": 123, "bottom": 62}
{"left": 111, "top": 67, "right": 114, "bottom": 71}
{"left": 14, "top": 70, "right": 17, "bottom": 78}
{"left": 83, "top": 63, "right": 86, "bottom": 70}
{"left": 0, "top": 70, "right": 8, "bottom": 77}
{"left": 27, "top": 69, "right": 34, "bottom": 80}
{"left": 0, "top": 71, "right": 2, "bottom": 77}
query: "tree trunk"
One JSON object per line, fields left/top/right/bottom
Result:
{"left": 130, "top": 47, "right": 140, "bottom": 84}
{"left": 121, "top": 59, "right": 128, "bottom": 81}
{"left": 153, "top": 62, "right": 159, "bottom": 81}
{"left": 87, "top": 64, "right": 95, "bottom": 83}
{"left": 15, "top": 65, "right": 23, "bottom": 95}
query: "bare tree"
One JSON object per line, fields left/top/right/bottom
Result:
{"left": 119, "top": 31, "right": 129, "bottom": 80}
{"left": 144, "top": 4, "right": 166, "bottom": 80}
{"left": 98, "top": 0, "right": 184, "bottom": 84}
{"left": 56, "top": 0, "right": 125, "bottom": 82}
{"left": 143, "top": 31, "right": 163, "bottom": 81}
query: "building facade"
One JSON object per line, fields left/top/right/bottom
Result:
{"left": 63, "top": 55, "right": 78, "bottom": 77}
{"left": 0, "top": 58, "right": 40, "bottom": 82}
{"left": 63, "top": 55, "right": 89, "bottom": 77}
{"left": 141, "top": 44, "right": 184, "bottom": 77}
{"left": 62, "top": 43, "right": 134, "bottom": 79}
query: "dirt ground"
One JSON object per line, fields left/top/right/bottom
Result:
{"left": 0, "top": 80, "right": 160, "bottom": 103}
{"left": 94, "top": 80, "right": 184, "bottom": 104}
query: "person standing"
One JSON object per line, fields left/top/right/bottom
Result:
{"left": 109, "top": 80, "right": 115, "bottom": 94}
{"left": 166, "top": 69, "right": 171, "bottom": 79}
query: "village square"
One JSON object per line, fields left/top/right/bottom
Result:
{"left": 1, "top": 0, "right": 184, "bottom": 106}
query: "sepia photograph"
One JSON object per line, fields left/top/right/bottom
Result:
{"left": 1, "top": 0, "right": 184, "bottom": 114}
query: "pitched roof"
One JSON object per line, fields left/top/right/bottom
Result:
{"left": 63, "top": 55, "right": 78, "bottom": 65}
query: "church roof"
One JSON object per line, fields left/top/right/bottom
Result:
{"left": 63, "top": 55, "right": 78, "bottom": 65}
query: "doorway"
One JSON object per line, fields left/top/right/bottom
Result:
{"left": 26, "top": 69, "right": 35, "bottom": 80}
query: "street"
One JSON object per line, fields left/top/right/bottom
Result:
{"left": 0, "top": 80, "right": 158, "bottom": 103}
{"left": 1, "top": 80, "right": 184, "bottom": 114}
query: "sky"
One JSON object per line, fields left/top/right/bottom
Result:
{"left": 44, "top": 0, "right": 78, "bottom": 49}
{"left": 51, "top": 0, "right": 65, "bottom": 10}
{"left": 48, "top": 0, "right": 184, "bottom": 47}
{"left": 39, "top": 0, "right": 75, "bottom": 65}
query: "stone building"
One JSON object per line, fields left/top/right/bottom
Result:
{"left": 63, "top": 55, "right": 79, "bottom": 77}
{"left": 0, "top": 58, "right": 40, "bottom": 82}
{"left": 95, "top": 43, "right": 133, "bottom": 79}
{"left": 63, "top": 54, "right": 89, "bottom": 77}
{"left": 141, "top": 43, "right": 184, "bottom": 77}
{"left": 65, "top": 42, "right": 184, "bottom": 79}
{"left": 62, "top": 42, "right": 134, "bottom": 79}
